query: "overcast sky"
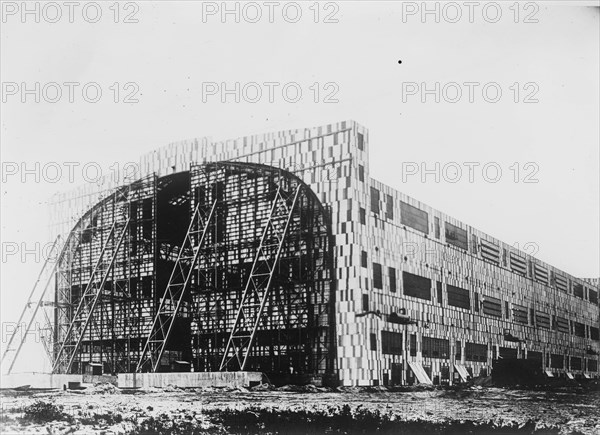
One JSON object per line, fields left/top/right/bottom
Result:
{"left": 1, "top": 2, "right": 598, "bottom": 372}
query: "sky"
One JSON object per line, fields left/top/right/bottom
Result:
{"left": 1, "top": 1, "right": 599, "bottom": 372}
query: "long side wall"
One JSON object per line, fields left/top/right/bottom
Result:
{"left": 347, "top": 175, "right": 600, "bottom": 386}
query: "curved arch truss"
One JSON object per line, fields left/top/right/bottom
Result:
{"left": 52, "top": 162, "right": 335, "bottom": 378}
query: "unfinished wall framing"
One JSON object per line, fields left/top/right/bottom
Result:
{"left": 51, "top": 162, "right": 335, "bottom": 379}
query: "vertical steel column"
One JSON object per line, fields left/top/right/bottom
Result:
{"left": 136, "top": 198, "right": 217, "bottom": 373}
{"left": 220, "top": 182, "right": 302, "bottom": 371}
{"left": 52, "top": 218, "right": 130, "bottom": 373}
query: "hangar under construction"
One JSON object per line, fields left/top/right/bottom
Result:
{"left": 2, "top": 120, "right": 599, "bottom": 386}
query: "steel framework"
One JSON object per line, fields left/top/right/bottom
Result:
{"left": 136, "top": 197, "right": 217, "bottom": 372}
{"left": 190, "top": 162, "right": 335, "bottom": 376}
{"left": 52, "top": 217, "right": 130, "bottom": 373}
{"left": 54, "top": 176, "right": 157, "bottom": 374}
{"left": 1, "top": 236, "right": 61, "bottom": 374}
{"left": 220, "top": 183, "right": 301, "bottom": 370}
{"left": 48, "top": 163, "right": 334, "bottom": 378}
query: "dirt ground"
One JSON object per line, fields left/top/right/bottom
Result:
{"left": 1, "top": 384, "right": 599, "bottom": 434}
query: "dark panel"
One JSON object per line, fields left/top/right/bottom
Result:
{"left": 574, "top": 283, "right": 584, "bottom": 298}
{"left": 527, "top": 350, "right": 543, "bottom": 361}
{"left": 445, "top": 222, "right": 468, "bottom": 250}
{"left": 410, "top": 334, "right": 417, "bottom": 356}
{"left": 550, "top": 354, "right": 564, "bottom": 369}
{"left": 370, "top": 333, "right": 377, "bottom": 351}
{"left": 403, "top": 272, "right": 431, "bottom": 301}
{"left": 554, "top": 316, "right": 569, "bottom": 333}
{"left": 465, "top": 342, "right": 487, "bottom": 362}
{"left": 373, "top": 262, "right": 383, "bottom": 289}
{"left": 385, "top": 194, "right": 394, "bottom": 220}
{"left": 483, "top": 296, "right": 502, "bottom": 318}
{"left": 381, "top": 331, "right": 402, "bottom": 355}
{"left": 510, "top": 253, "right": 527, "bottom": 276}
{"left": 480, "top": 239, "right": 500, "bottom": 265}
{"left": 422, "top": 337, "right": 449, "bottom": 359}
{"left": 536, "top": 312, "right": 551, "bottom": 329}
{"left": 389, "top": 267, "right": 397, "bottom": 293}
{"left": 574, "top": 322, "right": 586, "bottom": 338}
{"left": 400, "top": 201, "right": 428, "bottom": 234}
{"left": 499, "top": 347, "right": 517, "bottom": 359}
{"left": 555, "top": 274, "right": 568, "bottom": 292}
{"left": 513, "top": 305, "right": 528, "bottom": 324}
{"left": 447, "top": 285, "right": 470, "bottom": 309}
{"left": 534, "top": 264, "right": 548, "bottom": 285}
{"left": 362, "top": 294, "right": 369, "bottom": 311}
{"left": 370, "top": 187, "right": 380, "bottom": 214}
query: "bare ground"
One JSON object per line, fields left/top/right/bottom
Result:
{"left": 1, "top": 384, "right": 599, "bottom": 434}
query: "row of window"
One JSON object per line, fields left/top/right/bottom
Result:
{"left": 360, "top": 190, "right": 598, "bottom": 305}
{"left": 362, "top": 266, "right": 600, "bottom": 341}
{"left": 374, "top": 332, "right": 599, "bottom": 372}
{"left": 380, "top": 334, "right": 454, "bottom": 358}
{"left": 548, "top": 355, "right": 598, "bottom": 372}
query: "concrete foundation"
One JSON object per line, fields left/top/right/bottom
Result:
{"left": 1, "top": 373, "right": 84, "bottom": 390}
{"left": 117, "top": 371, "right": 265, "bottom": 389}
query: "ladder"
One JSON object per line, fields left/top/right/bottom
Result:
{"left": 1, "top": 236, "right": 62, "bottom": 375}
{"left": 52, "top": 218, "right": 130, "bottom": 373}
{"left": 220, "top": 183, "right": 301, "bottom": 371}
{"left": 136, "top": 199, "right": 217, "bottom": 373}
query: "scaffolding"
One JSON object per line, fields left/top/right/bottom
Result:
{"left": 52, "top": 217, "right": 130, "bottom": 373}
{"left": 48, "top": 162, "right": 335, "bottom": 378}
{"left": 54, "top": 175, "right": 157, "bottom": 374}
{"left": 220, "top": 182, "right": 302, "bottom": 370}
{"left": 1, "top": 236, "right": 62, "bottom": 375}
{"left": 136, "top": 197, "right": 217, "bottom": 373}
{"left": 189, "top": 162, "right": 335, "bottom": 376}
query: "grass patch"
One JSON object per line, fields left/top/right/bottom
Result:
{"left": 80, "top": 411, "right": 124, "bottom": 426}
{"left": 19, "top": 400, "right": 73, "bottom": 425}
{"left": 128, "top": 413, "right": 213, "bottom": 435}
{"left": 208, "top": 405, "right": 560, "bottom": 435}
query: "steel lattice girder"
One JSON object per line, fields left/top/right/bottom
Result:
{"left": 52, "top": 217, "right": 130, "bottom": 374}
{"left": 1, "top": 236, "right": 62, "bottom": 375}
{"left": 190, "top": 162, "right": 335, "bottom": 376}
{"left": 49, "top": 163, "right": 334, "bottom": 376}
{"left": 220, "top": 181, "right": 302, "bottom": 371}
{"left": 136, "top": 198, "right": 217, "bottom": 373}
{"left": 52, "top": 176, "right": 158, "bottom": 374}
